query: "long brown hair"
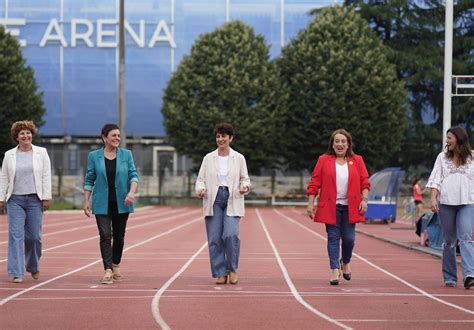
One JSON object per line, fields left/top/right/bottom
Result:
{"left": 326, "top": 128, "right": 354, "bottom": 157}
{"left": 445, "top": 126, "right": 472, "bottom": 165}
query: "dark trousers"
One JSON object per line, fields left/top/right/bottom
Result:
{"left": 95, "top": 201, "right": 129, "bottom": 270}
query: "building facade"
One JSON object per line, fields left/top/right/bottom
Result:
{"left": 1, "top": 0, "right": 331, "bottom": 175}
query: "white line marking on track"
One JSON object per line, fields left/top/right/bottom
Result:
{"left": 151, "top": 241, "right": 208, "bottom": 330}
{"left": 337, "top": 319, "right": 474, "bottom": 323}
{"left": 273, "top": 209, "right": 474, "bottom": 315}
{"left": 256, "top": 209, "right": 352, "bottom": 330}
{"left": 0, "top": 208, "right": 188, "bottom": 245}
{"left": 0, "top": 217, "right": 202, "bottom": 306}
{"left": 0, "top": 209, "right": 200, "bottom": 263}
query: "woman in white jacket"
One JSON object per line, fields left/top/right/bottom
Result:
{"left": 0, "top": 121, "right": 52, "bottom": 283}
{"left": 196, "top": 123, "right": 251, "bottom": 285}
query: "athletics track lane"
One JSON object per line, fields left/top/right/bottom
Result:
{"left": 0, "top": 206, "right": 472, "bottom": 329}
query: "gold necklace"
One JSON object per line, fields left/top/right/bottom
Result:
{"left": 336, "top": 157, "right": 346, "bottom": 165}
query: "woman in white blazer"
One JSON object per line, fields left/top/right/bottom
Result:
{"left": 196, "top": 123, "right": 251, "bottom": 285}
{"left": 0, "top": 121, "right": 52, "bottom": 283}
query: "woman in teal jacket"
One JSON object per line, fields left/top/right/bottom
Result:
{"left": 83, "top": 123, "right": 139, "bottom": 284}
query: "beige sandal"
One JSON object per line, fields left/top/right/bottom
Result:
{"left": 112, "top": 264, "right": 122, "bottom": 281}
{"left": 101, "top": 269, "right": 113, "bottom": 284}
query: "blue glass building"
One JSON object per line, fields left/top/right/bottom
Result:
{"left": 1, "top": 0, "right": 332, "bottom": 173}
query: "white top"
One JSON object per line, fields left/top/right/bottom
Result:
{"left": 426, "top": 151, "right": 474, "bottom": 205}
{"left": 12, "top": 149, "right": 37, "bottom": 195}
{"left": 218, "top": 156, "right": 229, "bottom": 186}
{"left": 195, "top": 148, "right": 251, "bottom": 217}
{"left": 336, "top": 162, "right": 348, "bottom": 205}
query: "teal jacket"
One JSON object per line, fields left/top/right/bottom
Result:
{"left": 84, "top": 148, "right": 139, "bottom": 215}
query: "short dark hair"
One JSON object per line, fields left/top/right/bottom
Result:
{"left": 445, "top": 126, "right": 472, "bottom": 165}
{"left": 326, "top": 128, "right": 354, "bottom": 157}
{"left": 214, "top": 123, "right": 235, "bottom": 137}
{"left": 101, "top": 123, "right": 120, "bottom": 141}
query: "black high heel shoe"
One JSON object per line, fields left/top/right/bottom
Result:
{"left": 464, "top": 276, "right": 474, "bottom": 289}
{"left": 329, "top": 268, "right": 340, "bottom": 285}
{"left": 340, "top": 259, "right": 351, "bottom": 281}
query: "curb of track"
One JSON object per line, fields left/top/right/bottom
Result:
{"left": 356, "top": 229, "right": 462, "bottom": 265}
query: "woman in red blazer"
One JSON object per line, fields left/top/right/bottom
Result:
{"left": 306, "top": 129, "right": 370, "bottom": 285}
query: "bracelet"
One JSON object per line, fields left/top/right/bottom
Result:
{"left": 362, "top": 197, "right": 368, "bottom": 202}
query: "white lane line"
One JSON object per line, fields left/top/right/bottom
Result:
{"left": 0, "top": 287, "right": 471, "bottom": 298}
{"left": 0, "top": 207, "right": 173, "bottom": 234}
{"left": 337, "top": 319, "right": 474, "bottom": 323}
{"left": 151, "top": 241, "right": 208, "bottom": 330}
{"left": 0, "top": 217, "right": 202, "bottom": 306}
{"left": 0, "top": 209, "right": 200, "bottom": 263}
{"left": 256, "top": 209, "right": 352, "bottom": 330}
{"left": 0, "top": 208, "right": 186, "bottom": 245}
{"left": 274, "top": 209, "right": 474, "bottom": 315}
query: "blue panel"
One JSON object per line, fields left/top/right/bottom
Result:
{"left": 174, "top": 0, "right": 226, "bottom": 64}
{"left": 8, "top": 0, "right": 60, "bottom": 21}
{"left": 231, "top": 0, "right": 281, "bottom": 58}
{"left": 125, "top": 46, "right": 171, "bottom": 136}
{"left": 64, "top": 0, "right": 116, "bottom": 20}
{"left": 126, "top": 0, "right": 171, "bottom": 21}
{"left": 284, "top": 0, "right": 323, "bottom": 44}
{"left": 0, "top": 0, "right": 4, "bottom": 17}
{"left": 21, "top": 44, "right": 62, "bottom": 135}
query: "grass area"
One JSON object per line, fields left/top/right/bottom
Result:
{"left": 49, "top": 201, "right": 80, "bottom": 210}
{"left": 49, "top": 200, "right": 143, "bottom": 210}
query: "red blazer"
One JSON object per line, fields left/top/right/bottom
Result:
{"left": 307, "top": 154, "right": 370, "bottom": 225}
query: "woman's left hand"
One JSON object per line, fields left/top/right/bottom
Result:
{"left": 359, "top": 200, "right": 368, "bottom": 214}
{"left": 42, "top": 200, "right": 50, "bottom": 212}
{"left": 125, "top": 192, "right": 135, "bottom": 206}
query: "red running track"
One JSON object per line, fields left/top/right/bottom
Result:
{"left": 0, "top": 207, "right": 472, "bottom": 329}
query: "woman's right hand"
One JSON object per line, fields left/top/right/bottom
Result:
{"left": 306, "top": 204, "right": 314, "bottom": 219}
{"left": 197, "top": 189, "right": 207, "bottom": 199}
{"left": 430, "top": 199, "right": 439, "bottom": 213}
{"left": 83, "top": 200, "right": 91, "bottom": 217}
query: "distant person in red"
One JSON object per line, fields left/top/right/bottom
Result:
{"left": 412, "top": 178, "right": 426, "bottom": 219}
{"left": 306, "top": 129, "right": 370, "bottom": 285}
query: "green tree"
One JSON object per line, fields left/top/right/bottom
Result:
{"left": 162, "top": 21, "right": 288, "bottom": 172}
{"left": 276, "top": 6, "right": 407, "bottom": 172}
{"left": 0, "top": 25, "right": 45, "bottom": 160}
{"left": 344, "top": 0, "right": 474, "bottom": 172}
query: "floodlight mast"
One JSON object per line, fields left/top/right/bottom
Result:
{"left": 118, "top": 0, "right": 126, "bottom": 147}
{"left": 442, "top": 0, "right": 453, "bottom": 148}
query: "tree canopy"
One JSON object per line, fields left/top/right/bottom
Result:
{"left": 344, "top": 0, "right": 474, "bottom": 173}
{"left": 276, "top": 6, "right": 407, "bottom": 172}
{"left": 0, "top": 25, "right": 45, "bottom": 160}
{"left": 161, "top": 21, "right": 288, "bottom": 172}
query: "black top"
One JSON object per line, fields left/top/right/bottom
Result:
{"left": 105, "top": 157, "right": 117, "bottom": 202}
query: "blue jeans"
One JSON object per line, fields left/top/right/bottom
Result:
{"left": 325, "top": 204, "right": 355, "bottom": 269}
{"left": 439, "top": 204, "right": 474, "bottom": 284}
{"left": 205, "top": 187, "right": 240, "bottom": 277}
{"left": 7, "top": 194, "right": 43, "bottom": 278}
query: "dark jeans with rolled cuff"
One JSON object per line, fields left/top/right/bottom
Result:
{"left": 95, "top": 201, "right": 129, "bottom": 270}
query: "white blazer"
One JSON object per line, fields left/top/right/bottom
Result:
{"left": 195, "top": 147, "right": 251, "bottom": 217}
{"left": 0, "top": 144, "right": 52, "bottom": 202}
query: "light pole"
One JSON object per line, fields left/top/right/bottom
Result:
{"left": 118, "top": 0, "right": 126, "bottom": 147}
{"left": 442, "top": 0, "right": 453, "bottom": 147}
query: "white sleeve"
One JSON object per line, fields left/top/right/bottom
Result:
{"left": 426, "top": 153, "right": 443, "bottom": 191}
{"left": 42, "top": 149, "right": 52, "bottom": 200}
